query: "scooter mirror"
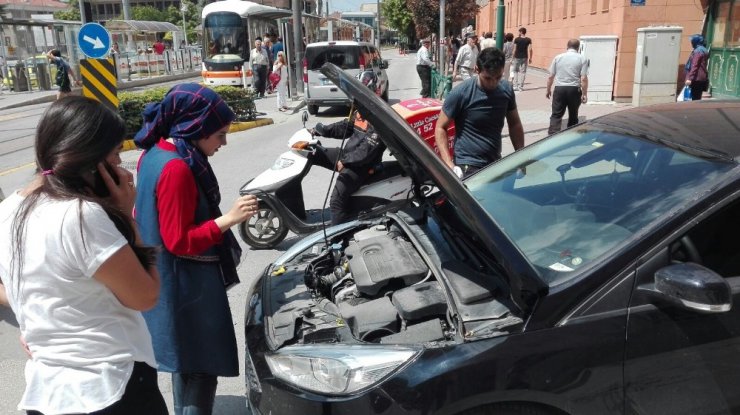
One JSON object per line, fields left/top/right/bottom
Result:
{"left": 302, "top": 111, "right": 309, "bottom": 127}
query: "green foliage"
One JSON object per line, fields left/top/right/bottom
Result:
{"left": 408, "top": 0, "right": 479, "bottom": 38}
{"left": 118, "top": 85, "right": 257, "bottom": 138}
{"left": 54, "top": 0, "right": 80, "bottom": 20}
{"left": 381, "top": 0, "right": 415, "bottom": 40}
{"left": 132, "top": 5, "right": 168, "bottom": 21}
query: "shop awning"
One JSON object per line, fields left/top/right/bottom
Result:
{"left": 106, "top": 20, "right": 181, "bottom": 32}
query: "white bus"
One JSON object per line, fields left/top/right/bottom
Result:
{"left": 201, "top": 0, "right": 290, "bottom": 87}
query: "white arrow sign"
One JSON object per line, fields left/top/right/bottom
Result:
{"left": 83, "top": 35, "right": 105, "bottom": 49}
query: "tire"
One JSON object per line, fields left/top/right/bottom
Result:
{"left": 307, "top": 104, "right": 319, "bottom": 115}
{"left": 238, "top": 202, "right": 289, "bottom": 249}
{"left": 381, "top": 82, "right": 389, "bottom": 101}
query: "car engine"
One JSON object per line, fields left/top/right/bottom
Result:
{"left": 269, "top": 220, "right": 454, "bottom": 347}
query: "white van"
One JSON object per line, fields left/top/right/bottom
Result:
{"left": 303, "top": 41, "right": 389, "bottom": 115}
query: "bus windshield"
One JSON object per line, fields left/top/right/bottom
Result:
{"left": 204, "top": 12, "right": 247, "bottom": 62}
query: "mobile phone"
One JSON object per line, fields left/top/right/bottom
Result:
{"left": 91, "top": 162, "right": 120, "bottom": 197}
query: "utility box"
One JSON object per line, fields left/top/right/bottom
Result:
{"left": 632, "top": 26, "right": 683, "bottom": 107}
{"left": 579, "top": 35, "right": 618, "bottom": 103}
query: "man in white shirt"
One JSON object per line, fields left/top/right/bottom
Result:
{"left": 545, "top": 39, "right": 589, "bottom": 135}
{"left": 416, "top": 39, "right": 435, "bottom": 98}
{"left": 453, "top": 33, "right": 479, "bottom": 81}
{"left": 480, "top": 32, "right": 496, "bottom": 50}
{"left": 250, "top": 39, "right": 269, "bottom": 97}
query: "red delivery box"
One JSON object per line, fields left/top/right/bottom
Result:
{"left": 391, "top": 98, "right": 455, "bottom": 157}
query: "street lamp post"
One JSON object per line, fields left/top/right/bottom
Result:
{"left": 180, "top": 3, "right": 189, "bottom": 47}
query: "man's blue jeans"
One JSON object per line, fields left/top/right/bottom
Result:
{"left": 172, "top": 373, "right": 218, "bottom": 415}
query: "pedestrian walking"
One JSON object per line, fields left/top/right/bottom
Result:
{"left": 273, "top": 51, "right": 289, "bottom": 111}
{"left": 250, "top": 39, "right": 269, "bottom": 97}
{"left": 503, "top": 33, "right": 514, "bottom": 84}
{"left": 0, "top": 96, "right": 166, "bottom": 415}
{"left": 272, "top": 36, "right": 284, "bottom": 57}
{"left": 480, "top": 32, "right": 496, "bottom": 50}
{"left": 453, "top": 33, "right": 479, "bottom": 81}
{"left": 685, "top": 34, "right": 709, "bottom": 101}
{"left": 0, "top": 55, "right": 6, "bottom": 93}
{"left": 435, "top": 47, "right": 525, "bottom": 179}
{"left": 47, "top": 49, "right": 81, "bottom": 100}
{"left": 416, "top": 38, "right": 435, "bottom": 98}
{"left": 546, "top": 39, "right": 589, "bottom": 135}
{"left": 133, "top": 83, "right": 258, "bottom": 415}
{"left": 449, "top": 33, "right": 461, "bottom": 72}
{"left": 511, "top": 27, "right": 533, "bottom": 91}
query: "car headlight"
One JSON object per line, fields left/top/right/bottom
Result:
{"left": 272, "top": 157, "right": 294, "bottom": 169}
{"left": 266, "top": 345, "right": 420, "bottom": 395}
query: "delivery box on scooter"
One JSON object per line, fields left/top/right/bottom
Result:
{"left": 391, "top": 98, "right": 455, "bottom": 157}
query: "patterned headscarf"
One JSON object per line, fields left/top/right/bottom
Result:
{"left": 134, "top": 83, "right": 242, "bottom": 283}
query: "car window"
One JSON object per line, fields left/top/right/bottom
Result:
{"left": 464, "top": 126, "right": 735, "bottom": 286}
{"left": 305, "top": 46, "right": 360, "bottom": 70}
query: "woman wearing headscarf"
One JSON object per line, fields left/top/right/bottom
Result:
{"left": 133, "top": 83, "right": 258, "bottom": 415}
{"left": 685, "top": 34, "right": 709, "bottom": 101}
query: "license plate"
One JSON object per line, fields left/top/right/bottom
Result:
{"left": 320, "top": 78, "right": 333, "bottom": 86}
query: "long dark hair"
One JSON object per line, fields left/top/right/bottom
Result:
{"left": 10, "top": 97, "right": 156, "bottom": 284}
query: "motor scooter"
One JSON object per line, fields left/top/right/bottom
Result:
{"left": 238, "top": 112, "right": 413, "bottom": 249}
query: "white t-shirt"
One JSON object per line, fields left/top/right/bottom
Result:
{"left": 0, "top": 192, "right": 157, "bottom": 415}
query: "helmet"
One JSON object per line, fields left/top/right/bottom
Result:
{"left": 356, "top": 70, "right": 379, "bottom": 95}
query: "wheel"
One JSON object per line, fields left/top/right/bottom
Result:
{"left": 307, "top": 104, "right": 318, "bottom": 115}
{"left": 238, "top": 202, "right": 289, "bottom": 249}
{"left": 381, "top": 82, "right": 389, "bottom": 101}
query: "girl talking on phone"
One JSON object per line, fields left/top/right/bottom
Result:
{"left": 0, "top": 96, "right": 167, "bottom": 415}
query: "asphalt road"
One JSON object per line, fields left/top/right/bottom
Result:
{"left": 0, "top": 49, "right": 424, "bottom": 414}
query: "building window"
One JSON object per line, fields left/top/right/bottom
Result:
{"left": 603, "top": 0, "right": 610, "bottom": 11}
{"left": 564, "top": 0, "right": 568, "bottom": 18}
{"left": 548, "top": 0, "right": 553, "bottom": 21}
{"left": 532, "top": 0, "right": 536, "bottom": 24}
{"left": 571, "top": 0, "right": 576, "bottom": 17}
{"left": 114, "top": 3, "right": 120, "bottom": 14}
{"left": 543, "top": 0, "right": 548, "bottom": 22}
{"left": 730, "top": 0, "right": 740, "bottom": 46}
{"left": 97, "top": 4, "right": 105, "bottom": 14}
{"left": 591, "top": 0, "right": 597, "bottom": 14}
{"left": 711, "top": 1, "right": 730, "bottom": 47}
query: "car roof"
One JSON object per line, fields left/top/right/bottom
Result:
{"left": 306, "top": 41, "right": 375, "bottom": 48}
{"left": 593, "top": 101, "right": 740, "bottom": 161}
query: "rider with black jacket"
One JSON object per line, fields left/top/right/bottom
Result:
{"left": 311, "top": 110, "right": 386, "bottom": 225}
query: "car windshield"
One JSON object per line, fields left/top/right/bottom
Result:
{"left": 464, "top": 125, "right": 735, "bottom": 286}
{"left": 305, "top": 46, "right": 360, "bottom": 70}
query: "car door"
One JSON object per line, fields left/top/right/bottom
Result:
{"left": 624, "top": 195, "right": 740, "bottom": 415}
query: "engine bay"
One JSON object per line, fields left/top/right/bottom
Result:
{"left": 265, "top": 214, "right": 523, "bottom": 348}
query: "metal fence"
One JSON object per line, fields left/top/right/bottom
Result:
{"left": 431, "top": 69, "right": 452, "bottom": 99}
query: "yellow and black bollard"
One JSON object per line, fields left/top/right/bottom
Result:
{"left": 80, "top": 58, "right": 118, "bottom": 110}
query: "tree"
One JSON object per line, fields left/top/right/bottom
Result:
{"left": 132, "top": 5, "right": 169, "bottom": 21}
{"left": 407, "top": 0, "right": 478, "bottom": 39}
{"left": 54, "top": 0, "right": 80, "bottom": 21}
{"left": 381, "top": 0, "right": 415, "bottom": 41}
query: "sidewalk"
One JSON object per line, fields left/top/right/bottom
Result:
{"left": 484, "top": 67, "right": 633, "bottom": 156}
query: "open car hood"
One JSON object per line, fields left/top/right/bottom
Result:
{"left": 320, "top": 63, "right": 547, "bottom": 312}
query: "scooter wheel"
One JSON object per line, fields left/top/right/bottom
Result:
{"left": 238, "top": 202, "right": 289, "bottom": 249}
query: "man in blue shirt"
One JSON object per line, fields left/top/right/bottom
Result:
{"left": 434, "top": 47, "right": 525, "bottom": 179}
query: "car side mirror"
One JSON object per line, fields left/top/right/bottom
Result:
{"left": 380, "top": 59, "right": 389, "bottom": 69}
{"left": 638, "top": 263, "right": 732, "bottom": 313}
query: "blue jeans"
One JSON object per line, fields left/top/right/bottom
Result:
{"left": 172, "top": 373, "right": 218, "bottom": 415}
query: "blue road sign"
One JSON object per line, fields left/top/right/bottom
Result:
{"left": 78, "top": 23, "right": 111, "bottom": 58}
{"left": 631, "top": 0, "right": 646, "bottom": 5}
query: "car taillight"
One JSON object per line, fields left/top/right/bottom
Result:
{"left": 302, "top": 57, "right": 308, "bottom": 83}
{"left": 359, "top": 54, "right": 365, "bottom": 71}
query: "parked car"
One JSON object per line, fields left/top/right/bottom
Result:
{"left": 303, "top": 41, "right": 389, "bottom": 115}
{"left": 244, "top": 63, "right": 740, "bottom": 415}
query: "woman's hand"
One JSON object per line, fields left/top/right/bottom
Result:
{"left": 216, "top": 194, "right": 258, "bottom": 232}
{"left": 98, "top": 162, "right": 136, "bottom": 216}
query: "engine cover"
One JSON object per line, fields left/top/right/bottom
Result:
{"left": 346, "top": 235, "right": 428, "bottom": 296}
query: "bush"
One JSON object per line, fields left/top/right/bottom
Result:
{"left": 119, "top": 85, "right": 258, "bottom": 138}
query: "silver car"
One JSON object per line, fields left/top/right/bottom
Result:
{"left": 303, "top": 41, "right": 389, "bottom": 115}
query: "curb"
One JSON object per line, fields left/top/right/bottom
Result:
{"left": 120, "top": 118, "right": 274, "bottom": 152}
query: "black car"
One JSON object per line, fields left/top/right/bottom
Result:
{"left": 244, "top": 63, "right": 740, "bottom": 415}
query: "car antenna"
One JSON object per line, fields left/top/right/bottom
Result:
{"left": 320, "top": 104, "right": 356, "bottom": 249}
